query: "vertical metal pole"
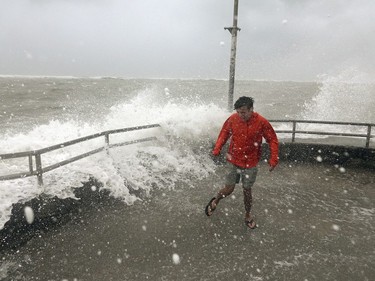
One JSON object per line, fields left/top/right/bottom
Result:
{"left": 366, "top": 125, "right": 371, "bottom": 148}
{"left": 226, "top": 0, "right": 240, "bottom": 112}
{"left": 28, "top": 155, "right": 34, "bottom": 174}
{"left": 105, "top": 133, "right": 110, "bottom": 155}
{"left": 35, "top": 153, "right": 43, "bottom": 186}
{"left": 292, "top": 121, "right": 297, "bottom": 142}
{"left": 105, "top": 133, "right": 110, "bottom": 146}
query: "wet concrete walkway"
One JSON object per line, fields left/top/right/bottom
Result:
{"left": 1, "top": 161, "right": 374, "bottom": 281}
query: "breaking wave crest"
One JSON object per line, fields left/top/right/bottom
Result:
{"left": 0, "top": 88, "right": 228, "bottom": 229}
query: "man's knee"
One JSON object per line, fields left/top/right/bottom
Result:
{"left": 243, "top": 187, "right": 252, "bottom": 195}
{"left": 225, "top": 184, "right": 235, "bottom": 192}
{"left": 220, "top": 185, "right": 235, "bottom": 197}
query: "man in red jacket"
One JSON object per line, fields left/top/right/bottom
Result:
{"left": 205, "top": 96, "right": 279, "bottom": 229}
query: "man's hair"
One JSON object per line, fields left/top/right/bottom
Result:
{"left": 234, "top": 96, "right": 254, "bottom": 109}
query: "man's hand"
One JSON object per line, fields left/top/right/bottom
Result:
{"left": 210, "top": 151, "right": 220, "bottom": 164}
{"left": 268, "top": 158, "right": 278, "bottom": 172}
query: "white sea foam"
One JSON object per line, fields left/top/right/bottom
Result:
{"left": 0, "top": 261, "right": 19, "bottom": 280}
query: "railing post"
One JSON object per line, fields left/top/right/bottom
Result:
{"left": 105, "top": 133, "right": 110, "bottom": 155}
{"left": 28, "top": 155, "right": 34, "bottom": 174}
{"left": 292, "top": 121, "right": 297, "bottom": 142}
{"left": 366, "top": 125, "right": 372, "bottom": 148}
{"left": 35, "top": 153, "right": 43, "bottom": 186}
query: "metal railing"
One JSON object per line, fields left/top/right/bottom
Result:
{"left": 269, "top": 119, "right": 374, "bottom": 148}
{"left": 0, "top": 124, "right": 160, "bottom": 186}
{"left": 1, "top": 120, "right": 374, "bottom": 186}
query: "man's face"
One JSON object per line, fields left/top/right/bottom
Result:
{"left": 236, "top": 105, "right": 253, "bottom": 121}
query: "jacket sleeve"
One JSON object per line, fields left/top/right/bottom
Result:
{"left": 212, "top": 117, "right": 232, "bottom": 156}
{"left": 262, "top": 120, "right": 279, "bottom": 167}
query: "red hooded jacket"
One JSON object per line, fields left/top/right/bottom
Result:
{"left": 212, "top": 112, "right": 279, "bottom": 168}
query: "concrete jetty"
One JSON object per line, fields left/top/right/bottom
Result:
{"left": 0, "top": 143, "right": 374, "bottom": 280}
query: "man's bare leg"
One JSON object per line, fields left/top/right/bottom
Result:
{"left": 207, "top": 185, "right": 235, "bottom": 215}
{"left": 215, "top": 184, "right": 235, "bottom": 204}
{"left": 243, "top": 188, "right": 256, "bottom": 228}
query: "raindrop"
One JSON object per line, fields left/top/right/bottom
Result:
{"left": 172, "top": 253, "right": 180, "bottom": 265}
{"left": 332, "top": 224, "right": 340, "bottom": 231}
{"left": 24, "top": 206, "right": 34, "bottom": 224}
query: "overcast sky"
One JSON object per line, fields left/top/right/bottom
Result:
{"left": 1, "top": 0, "right": 374, "bottom": 81}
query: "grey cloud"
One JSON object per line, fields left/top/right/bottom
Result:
{"left": 0, "top": 0, "right": 374, "bottom": 81}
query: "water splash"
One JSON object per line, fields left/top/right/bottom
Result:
{"left": 302, "top": 69, "right": 375, "bottom": 123}
{"left": 0, "top": 88, "right": 228, "bottom": 229}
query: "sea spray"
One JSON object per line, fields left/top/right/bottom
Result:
{"left": 294, "top": 69, "right": 375, "bottom": 138}
{"left": 0, "top": 88, "right": 228, "bottom": 229}
{"left": 302, "top": 69, "right": 375, "bottom": 123}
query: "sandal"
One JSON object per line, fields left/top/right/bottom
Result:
{"left": 205, "top": 197, "right": 217, "bottom": 216}
{"left": 245, "top": 218, "right": 257, "bottom": 229}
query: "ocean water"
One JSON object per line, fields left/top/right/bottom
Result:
{"left": 0, "top": 73, "right": 375, "bottom": 230}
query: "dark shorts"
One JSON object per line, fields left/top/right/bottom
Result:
{"left": 225, "top": 163, "right": 258, "bottom": 189}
